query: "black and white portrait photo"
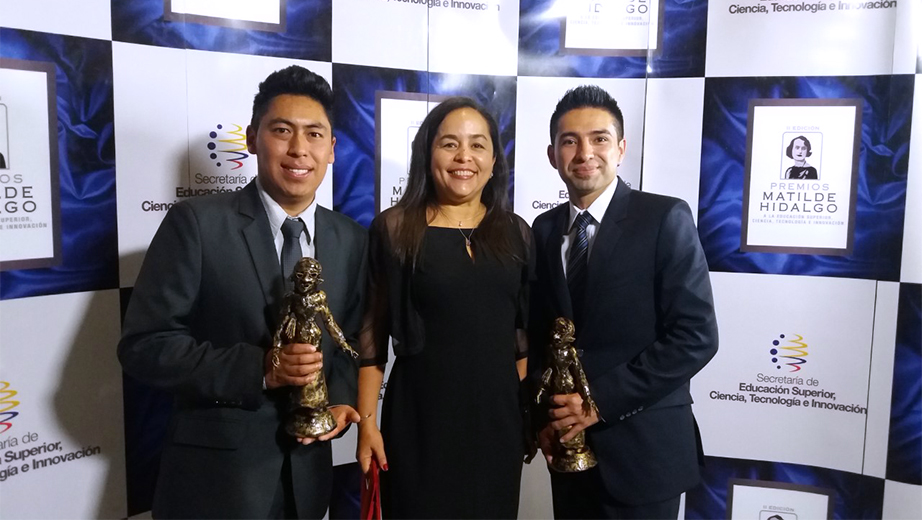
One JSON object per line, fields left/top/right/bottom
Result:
{"left": 781, "top": 133, "right": 821, "bottom": 180}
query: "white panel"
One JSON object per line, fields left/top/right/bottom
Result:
{"left": 333, "top": 0, "right": 519, "bottom": 76}
{"left": 115, "top": 43, "right": 334, "bottom": 287}
{"left": 114, "top": 43, "right": 190, "bottom": 287}
{"left": 0, "top": 0, "right": 111, "bottom": 40}
{"left": 729, "top": 481, "right": 833, "bottom": 519}
{"left": 891, "top": 0, "right": 920, "bottom": 74}
{"left": 332, "top": 0, "right": 429, "bottom": 71}
{"left": 882, "top": 480, "right": 922, "bottom": 520}
{"left": 640, "top": 77, "right": 705, "bottom": 220}
{"left": 513, "top": 76, "right": 646, "bottom": 224}
{"left": 900, "top": 76, "right": 922, "bottom": 284}
{"left": 705, "top": 0, "right": 899, "bottom": 77}
{"left": 864, "top": 281, "right": 900, "bottom": 477}
{"left": 427, "top": 0, "right": 519, "bottom": 76}
{"left": 0, "top": 290, "right": 126, "bottom": 519}
{"left": 693, "top": 272, "right": 877, "bottom": 474}
{"left": 376, "top": 95, "right": 441, "bottom": 214}
{"left": 183, "top": 49, "right": 333, "bottom": 212}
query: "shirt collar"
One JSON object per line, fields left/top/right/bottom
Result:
{"left": 567, "top": 176, "right": 620, "bottom": 232}
{"left": 255, "top": 177, "right": 316, "bottom": 243}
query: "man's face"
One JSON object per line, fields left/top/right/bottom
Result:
{"left": 791, "top": 139, "right": 808, "bottom": 161}
{"left": 246, "top": 94, "right": 335, "bottom": 215}
{"left": 548, "top": 107, "right": 625, "bottom": 208}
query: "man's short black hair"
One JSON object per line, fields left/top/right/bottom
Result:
{"left": 785, "top": 135, "right": 813, "bottom": 158}
{"left": 549, "top": 85, "right": 624, "bottom": 144}
{"left": 250, "top": 65, "right": 334, "bottom": 130}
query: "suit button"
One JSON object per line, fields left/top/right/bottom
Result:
{"left": 619, "top": 415, "right": 625, "bottom": 420}
{"left": 638, "top": 406, "right": 643, "bottom": 411}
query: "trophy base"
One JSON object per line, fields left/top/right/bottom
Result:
{"left": 551, "top": 449, "right": 598, "bottom": 473}
{"left": 286, "top": 408, "right": 336, "bottom": 438}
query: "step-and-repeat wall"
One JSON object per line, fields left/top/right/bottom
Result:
{"left": 1, "top": 0, "right": 919, "bottom": 518}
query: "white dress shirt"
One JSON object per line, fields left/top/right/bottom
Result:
{"left": 561, "top": 178, "right": 620, "bottom": 277}
{"left": 256, "top": 177, "right": 317, "bottom": 262}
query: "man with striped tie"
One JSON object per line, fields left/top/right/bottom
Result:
{"left": 529, "top": 85, "right": 719, "bottom": 520}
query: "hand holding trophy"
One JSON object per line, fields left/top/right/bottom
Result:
{"left": 536, "top": 317, "right": 600, "bottom": 472}
{"left": 271, "top": 257, "right": 358, "bottom": 438}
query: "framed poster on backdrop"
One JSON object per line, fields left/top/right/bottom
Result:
{"left": 728, "top": 479, "right": 834, "bottom": 520}
{"left": 741, "top": 99, "right": 862, "bottom": 256}
{"left": 164, "top": 0, "right": 286, "bottom": 32}
{"left": 374, "top": 91, "right": 449, "bottom": 214}
{"left": 561, "top": 0, "right": 663, "bottom": 56}
{"left": 0, "top": 58, "right": 61, "bottom": 271}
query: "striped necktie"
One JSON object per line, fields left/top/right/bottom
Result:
{"left": 566, "top": 211, "right": 594, "bottom": 327}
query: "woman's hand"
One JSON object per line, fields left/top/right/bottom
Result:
{"left": 357, "top": 420, "right": 388, "bottom": 474}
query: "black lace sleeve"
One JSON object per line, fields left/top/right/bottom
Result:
{"left": 358, "top": 210, "right": 402, "bottom": 367}
{"left": 512, "top": 213, "right": 535, "bottom": 361}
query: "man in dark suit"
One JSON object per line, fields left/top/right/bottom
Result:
{"left": 530, "top": 85, "right": 718, "bottom": 519}
{"left": 118, "top": 66, "right": 366, "bottom": 519}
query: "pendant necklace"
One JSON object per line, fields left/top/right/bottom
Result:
{"left": 437, "top": 207, "right": 482, "bottom": 248}
{"left": 457, "top": 224, "right": 474, "bottom": 248}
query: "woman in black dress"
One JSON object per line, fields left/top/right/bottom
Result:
{"left": 356, "top": 97, "right": 531, "bottom": 519}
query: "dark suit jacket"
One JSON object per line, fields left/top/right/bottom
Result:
{"left": 118, "top": 181, "right": 367, "bottom": 519}
{"left": 530, "top": 178, "right": 718, "bottom": 505}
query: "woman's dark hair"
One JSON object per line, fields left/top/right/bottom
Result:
{"left": 785, "top": 135, "right": 812, "bottom": 158}
{"left": 391, "top": 97, "right": 521, "bottom": 266}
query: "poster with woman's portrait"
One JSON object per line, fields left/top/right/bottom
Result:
{"left": 0, "top": 58, "right": 61, "bottom": 271}
{"left": 741, "top": 98, "right": 861, "bottom": 256}
{"left": 0, "top": 104, "right": 9, "bottom": 170}
{"left": 727, "top": 479, "right": 834, "bottom": 520}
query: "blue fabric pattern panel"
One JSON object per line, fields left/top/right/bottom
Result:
{"left": 685, "top": 456, "right": 885, "bottom": 520}
{"left": 0, "top": 29, "right": 118, "bottom": 300}
{"left": 887, "top": 283, "right": 921, "bottom": 485}
{"left": 517, "top": 0, "right": 707, "bottom": 78}
{"left": 110, "top": 0, "right": 332, "bottom": 61}
{"left": 698, "top": 75, "right": 914, "bottom": 281}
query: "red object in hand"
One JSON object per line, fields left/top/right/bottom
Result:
{"left": 360, "top": 460, "right": 381, "bottom": 520}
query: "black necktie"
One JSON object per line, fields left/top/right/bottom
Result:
{"left": 567, "top": 212, "right": 593, "bottom": 328}
{"left": 281, "top": 218, "right": 306, "bottom": 292}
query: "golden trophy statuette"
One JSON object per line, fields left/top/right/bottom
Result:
{"left": 536, "top": 317, "right": 600, "bottom": 472}
{"left": 271, "top": 257, "right": 358, "bottom": 438}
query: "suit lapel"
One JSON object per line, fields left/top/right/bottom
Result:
{"left": 313, "top": 206, "right": 340, "bottom": 270}
{"left": 544, "top": 204, "right": 573, "bottom": 319}
{"left": 584, "top": 178, "right": 631, "bottom": 326}
{"left": 238, "top": 182, "right": 283, "bottom": 309}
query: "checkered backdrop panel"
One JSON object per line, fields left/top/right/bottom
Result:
{"left": 0, "top": 0, "right": 919, "bottom": 518}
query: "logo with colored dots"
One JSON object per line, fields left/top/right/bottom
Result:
{"left": 769, "top": 334, "right": 808, "bottom": 372}
{"left": 0, "top": 381, "right": 21, "bottom": 434}
{"left": 206, "top": 123, "right": 250, "bottom": 170}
